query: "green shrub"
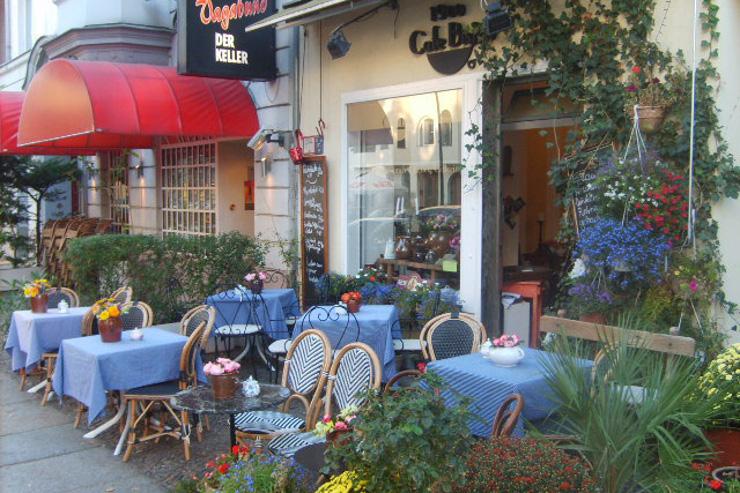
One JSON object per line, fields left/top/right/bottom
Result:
{"left": 64, "top": 232, "right": 266, "bottom": 323}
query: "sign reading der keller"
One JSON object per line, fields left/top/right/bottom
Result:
{"left": 300, "top": 156, "right": 329, "bottom": 308}
{"left": 177, "top": 0, "right": 277, "bottom": 80}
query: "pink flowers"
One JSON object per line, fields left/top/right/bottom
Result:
{"left": 204, "top": 358, "right": 240, "bottom": 376}
{"left": 492, "top": 334, "right": 521, "bottom": 348}
{"left": 631, "top": 65, "right": 641, "bottom": 74}
{"left": 244, "top": 271, "right": 267, "bottom": 282}
{"left": 334, "top": 421, "right": 349, "bottom": 431}
{"left": 689, "top": 278, "right": 699, "bottom": 293}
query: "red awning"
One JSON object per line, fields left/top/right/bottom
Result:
{"left": 18, "top": 60, "right": 260, "bottom": 150}
{"left": 0, "top": 91, "right": 95, "bottom": 155}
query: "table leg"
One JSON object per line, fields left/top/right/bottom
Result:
{"left": 83, "top": 397, "right": 126, "bottom": 439}
{"left": 114, "top": 398, "right": 131, "bottom": 456}
{"left": 229, "top": 413, "right": 237, "bottom": 453}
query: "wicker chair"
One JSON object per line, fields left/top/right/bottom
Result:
{"left": 47, "top": 287, "right": 80, "bottom": 309}
{"left": 235, "top": 329, "right": 332, "bottom": 445}
{"left": 383, "top": 369, "right": 422, "bottom": 395}
{"left": 109, "top": 286, "right": 133, "bottom": 305}
{"left": 120, "top": 301, "right": 154, "bottom": 329}
{"left": 491, "top": 394, "right": 525, "bottom": 438}
{"left": 180, "top": 305, "right": 215, "bottom": 338}
{"left": 122, "top": 322, "right": 206, "bottom": 462}
{"left": 268, "top": 342, "right": 382, "bottom": 457}
{"left": 421, "top": 312, "right": 487, "bottom": 361}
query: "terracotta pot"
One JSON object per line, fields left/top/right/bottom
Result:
{"left": 579, "top": 313, "right": 607, "bottom": 325}
{"left": 327, "top": 429, "right": 352, "bottom": 448}
{"left": 346, "top": 300, "right": 361, "bottom": 314}
{"left": 635, "top": 105, "right": 666, "bottom": 134}
{"left": 209, "top": 373, "right": 239, "bottom": 400}
{"left": 394, "top": 236, "right": 411, "bottom": 260}
{"left": 99, "top": 317, "right": 123, "bottom": 343}
{"left": 30, "top": 294, "right": 48, "bottom": 314}
{"left": 249, "top": 279, "right": 263, "bottom": 295}
{"left": 706, "top": 428, "right": 740, "bottom": 467}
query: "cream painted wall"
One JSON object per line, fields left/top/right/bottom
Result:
{"left": 216, "top": 140, "right": 255, "bottom": 236}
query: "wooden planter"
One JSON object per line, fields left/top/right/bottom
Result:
{"left": 99, "top": 317, "right": 123, "bottom": 343}
{"left": 30, "top": 294, "right": 48, "bottom": 314}
{"left": 209, "top": 373, "right": 239, "bottom": 400}
{"left": 706, "top": 428, "right": 740, "bottom": 467}
{"left": 636, "top": 105, "right": 666, "bottom": 134}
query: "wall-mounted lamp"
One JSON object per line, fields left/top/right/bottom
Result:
{"left": 247, "top": 128, "right": 286, "bottom": 152}
{"left": 326, "top": 0, "right": 398, "bottom": 60}
{"left": 484, "top": 2, "right": 513, "bottom": 37}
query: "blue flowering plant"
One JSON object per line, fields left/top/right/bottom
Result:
{"left": 566, "top": 282, "right": 615, "bottom": 318}
{"left": 575, "top": 218, "right": 670, "bottom": 290}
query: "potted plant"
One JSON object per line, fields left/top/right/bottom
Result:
{"left": 697, "top": 343, "right": 740, "bottom": 467}
{"left": 566, "top": 282, "right": 614, "bottom": 324}
{"left": 314, "top": 405, "right": 358, "bottom": 447}
{"left": 204, "top": 358, "right": 241, "bottom": 400}
{"left": 23, "top": 278, "right": 51, "bottom": 313}
{"left": 455, "top": 437, "right": 596, "bottom": 492}
{"left": 486, "top": 334, "right": 525, "bottom": 367}
{"left": 625, "top": 65, "right": 675, "bottom": 133}
{"left": 340, "top": 291, "right": 362, "bottom": 314}
{"left": 91, "top": 298, "right": 125, "bottom": 342}
{"left": 244, "top": 270, "right": 267, "bottom": 294}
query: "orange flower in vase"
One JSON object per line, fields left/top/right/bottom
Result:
{"left": 92, "top": 298, "right": 126, "bottom": 343}
{"left": 341, "top": 291, "right": 362, "bottom": 314}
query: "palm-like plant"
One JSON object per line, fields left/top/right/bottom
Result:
{"left": 539, "top": 328, "right": 717, "bottom": 492}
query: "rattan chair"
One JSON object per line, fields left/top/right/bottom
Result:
{"left": 491, "top": 394, "right": 525, "bottom": 438}
{"left": 47, "top": 287, "right": 80, "bottom": 309}
{"left": 383, "top": 369, "right": 422, "bottom": 395}
{"left": 180, "top": 305, "right": 215, "bottom": 338}
{"left": 421, "top": 312, "right": 486, "bottom": 361}
{"left": 268, "top": 342, "right": 382, "bottom": 457}
{"left": 119, "top": 301, "right": 154, "bottom": 329}
{"left": 235, "top": 329, "right": 331, "bottom": 445}
{"left": 122, "top": 322, "right": 206, "bottom": 462}
{"left": 109, "top": 286, "right": 133, "bottom": 305}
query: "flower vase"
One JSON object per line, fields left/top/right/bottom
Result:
{"left": 429, "top": 231, "right": 451, "bottom": 257}
{"left": 394, "top": 236, "right": 411, "bottom": 260}
{"left": 30, "top": 294, "right": 48, "bottom": 314}
{"left": 327, "top": 429, "right": 352, "bottom": 448}
{"left": 99, "top": 317, "right": 123, "bottom": 343}
{"left": 347, "top": 300, "right": 361, "bottom": 314}
{"left": 635, "top": 105, "right": 666, "bottom": 134}
{"left": 209, "top": 373, "right": 239, "bottom": 400}
{"left": 486, "top": 347, "right": 525, "bottom": 367}
{"left": 250, "top": 279, "right": 263, "bottom": 295}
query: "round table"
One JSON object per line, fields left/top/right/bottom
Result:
{"left": 171, "top": 384, "right": 290, "bottom": 451}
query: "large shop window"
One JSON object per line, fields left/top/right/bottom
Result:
{"left": 160, "top": 140, "right": 216, "bottom": 237}
{"left": 102, "top": 151, "right": 130, "bottom": 234}
{"left": 347, "top": 89, "right": 462, "bottom": 287}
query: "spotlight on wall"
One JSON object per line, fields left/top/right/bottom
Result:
{"left": 327, "top": 29, "right": 351, "bottom": 60}
{"left": 247, "top": 128, "right": 285, "bottom": 152}
{"left": 134, "top": 162, "right": 144, "bottom": 178}
{"left": 484, "top": 2, "right": 512, "bottom": 38}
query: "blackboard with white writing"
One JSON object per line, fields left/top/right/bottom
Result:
{"left": 300, "top": 157, "right": 328, "bottom": 307}
{"left": 571, "top": 168, "right": 599, "bottom": 236}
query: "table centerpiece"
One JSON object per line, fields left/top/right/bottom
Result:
{"left": 23, "top": 279, "right": 51, "bottom": 313}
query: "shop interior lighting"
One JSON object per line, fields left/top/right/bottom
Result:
{"left": 326, "top": 0, "right": 398, "bottom": 60}
{"left": 484, "top": 1, "right": 512, "bottom": 37}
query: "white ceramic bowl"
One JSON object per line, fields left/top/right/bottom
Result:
{"left": 487, "top": 346, "right": 525, "bottom": 367}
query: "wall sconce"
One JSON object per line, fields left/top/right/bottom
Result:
{"left": 484, "top": 2, "right": 513, "bottom": 37}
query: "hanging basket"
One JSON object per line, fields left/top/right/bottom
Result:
{"left": 635, "top": 105, "right": 666, "bottom": 134}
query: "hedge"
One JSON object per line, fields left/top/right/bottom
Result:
{"left": 64, "top": 232, "right": 266, "bottom": 324}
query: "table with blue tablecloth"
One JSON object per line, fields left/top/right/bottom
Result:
{"left": 292, "top": 305, "right": 402, "bottom": 381}
{"left": 4, "top": 307, "right": 89, "bottom": 372}
{"left": 52, "top": 328, "right": 205, "bottom": 424}
{"left": 428, "top": 349, "right": 593, "bottom": 437}
{"left": 206, "top": 288, "right": 301, "bottom": 339}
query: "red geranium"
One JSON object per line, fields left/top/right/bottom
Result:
{"left": 635, "top": 169, "right": 688, "bottom": 244}
{"left": 632, "top": 66, "right": 641, "bottom": 74}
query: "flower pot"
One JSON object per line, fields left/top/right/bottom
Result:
{"left": 579, "top": 313, "right": 607, "bottom": 325}
{"left": 327, "top": 429, "right": 352, "bottom": 448}
{"left": 346, "top": 300, "right": 361, "bottom": 314}
{"left": 486, "top": 346, "right": 525, "bottom": 367}
{"left": 249, "top": 279, "right": 263, "bottom": 295}
{"left": 99, "top": 317, "right": 123, "bottom": 343}
{"left": 706, "top": 428, "right": 740, "bottom": 467}
{"left": 635, "top": 105, "right": 666, "bottom": 134}
{"left": 30, "top": 294, "right": 48, "bottom": 314}
{"left": 209, "top": 373, "right": 239, "bottom": 400}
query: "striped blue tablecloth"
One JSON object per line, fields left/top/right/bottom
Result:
{"left": 207, "top": 288, "right": 301, "bottom": 339}
{"left": 4, "top": 307, "right": 89, "bottom": 371}
{"left": 428, "top": 349, "right": 593, "bottom": 437}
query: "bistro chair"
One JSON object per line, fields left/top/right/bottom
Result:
{"left": 268, "top": 342, "right": 382, "bottom": 457}
{"left": 421, "top": 312, "right": 487, "bottom": 361}
{"left": 47, "top": 287, "right": 80, "bottom": 309}
{"left": 120, "top": 301, "right": 154, "bottom": 329}
{"left": 122, "top": 322, "right": 206, "bottom": 462}
{"left": 235, "top": 329, "right": 332, "bottom": 446}
{"left": 300, "top": 305, "right": 361, "bottom": 351}
{"left": 262, "top": 268, "right": 290, "bottom": 289}
{"left": 109, "top": 286, "right": 133, "bottom": 305}
{"left": 179, "top": 305, "right": 215, "bottom": 338}
{"left": 383, "top": 369, "right": 423, "bottom": 395}
{"left": 265, "top": 296, "right": 304, "bottom": 376}
{"left": 491, "top": 394, "right": 525, "bottom": 438}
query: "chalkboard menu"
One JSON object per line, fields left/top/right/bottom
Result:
{"left": 571, "top": 168, "right": 598, "bottom": 236}
{"left": 300, "top": 156, "right": 329, "bottom": 307}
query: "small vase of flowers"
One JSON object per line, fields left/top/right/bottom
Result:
{"left": 486, "top": 334, "right": 525, "bottom": 367}
{"left": 23, "top": 279, "right": 51, "bottom": 313}
{"left": 314, "top": 405, "right": 358, "bottom": 447}
{"left": 204, "top": 358, "right": 241, "bottom": 400}
{"left": 244, "top": 270, "right": 267, "bottom": 294}
{"left": 341, "top": 291, "right": 362, "bottom": 313}
{"left": 92, "top": 298, "right": 124, "bottom": 343}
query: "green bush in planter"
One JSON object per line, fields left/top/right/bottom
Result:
{"left": 324, "top": 372, "right": 472, "bottom": 493}
{"left": 64, "top": 232, "right": 266, "bottom": 323}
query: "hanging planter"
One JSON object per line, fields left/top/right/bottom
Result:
{"left": 635, "top": 105, "right": 666, "bottom": 134}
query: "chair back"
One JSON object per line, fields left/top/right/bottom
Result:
{"left": 422, "top": 312, "right": 486, "bottom": 361}
{"left": 281, "top": 329, "right": 332, "bottom": 414}
{"left": 179, "top": 322, "right": 206, "bottom": 389}
{"left": 211, "top": 285, "right": 271, "bottom": 335}
{"left": 81, "top": 309, "right": 96, "bottom": 336}
{"left": 310, "top": 342, "right": 381, "bottom": 427}
{"left": 263, "top": 269, "right": 290, "bottom": 289}
{"left": 47, "top": 287, "right": 80, "bottom": 308}
{"left": 109, "top": 286, "right": 133, "bottom": 305}
{"left": 120, "top": 301, "right": 154, "bottom": 329}
{"left": 180, "top": 305, "right": 215, "bottom": 338}
{"left": 491, "top": 394, "right": 525, "bottom": 438}
{"left": 383, "top": 369, "right": 422, "bottom": 395}
{"left": 299, "top": 305, "right": 360, "bottom": 349}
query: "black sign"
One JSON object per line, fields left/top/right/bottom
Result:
{"left": 409, "top": 4, "right": 480, "bottom": 75}
{"left": 572, "top": 168, "right": 598, "bottom": 236}
{"left": 300, "top": 157, "right": 329, "bottom": 307}
{"left": 177, "top": 0, "right": 277, "bottom": 80}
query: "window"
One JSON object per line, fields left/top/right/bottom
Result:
{"left": 440, "top": 110, "right": 453, "bottom": 147}
{"left": 101, "top": 151, "right": 130, "bottom": 233}
{"left": 347, "top": 89, "right": 462, "bottom": 284}
{"left": 161, "top": 140, "right": 217, "bottom": 236}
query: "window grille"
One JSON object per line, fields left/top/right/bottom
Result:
{"left": 102, "top": 151, "right": 130, "bottom": 233}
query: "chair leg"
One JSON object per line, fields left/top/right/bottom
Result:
{"left": 123, "top": 400, "right": 138, "bottom": 462}
{"left": 41, "top": 358, "right": 55, "bottom": 406}
{"left": 19, "top": 368, "right": 27, "bottom": 390}
{"left": 181, "top": 411, "right": 191, "bottom": 461}
{"left": 74, "top": 404, "right": 85, "bottom": 429}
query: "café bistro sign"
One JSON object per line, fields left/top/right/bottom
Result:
{"left": 177, "top": 0, "right": 277, "bottom": 80}
{"left": 409, "top": 4, "right": 479, "bottom": 75}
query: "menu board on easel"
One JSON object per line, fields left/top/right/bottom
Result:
{"left": 300, "top": 156, "right": 328, "bottom": 308}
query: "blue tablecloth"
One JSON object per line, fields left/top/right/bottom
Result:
{"left": 52, "top": 328, "right": 205, "bottom": 424}
{"left": 4, "top": 307, "right": 89, "bottom": 372}
{"left": 207, "top": 288, "right": 301, "bottom": 339}
{"left": 292, "top": 305, "right": 402, "bottom": 381}
{"left": 428, "top": 349, "right": 593, "bottom": 437}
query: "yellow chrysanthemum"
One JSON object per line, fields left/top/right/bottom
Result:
{"left": 99, "top": 310, "right": 110, "bottom": 321}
